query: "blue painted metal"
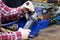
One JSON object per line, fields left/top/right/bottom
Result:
{"left": 18, "top": 19, "right": 50, "bottom": 37}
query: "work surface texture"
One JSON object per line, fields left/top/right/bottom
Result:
{"left": 29, "top": 25, "right": 60, "bottom": 40}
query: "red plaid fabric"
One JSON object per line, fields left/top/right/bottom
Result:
{"left": 0, "top": 0, "right": 24, "bottom": 22}
{"left": 0, "top": 31, "right": 22, "bottom": 40}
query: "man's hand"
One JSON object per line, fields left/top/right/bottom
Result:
{"left": 18, "top": 28, "right": 31, "bottom": 39}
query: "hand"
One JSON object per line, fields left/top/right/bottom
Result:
{"left": 21, "top": 8, "right": 29, "bottom": 13}
{"left": 18, "top": 28, "right": 31, "bottom": 39}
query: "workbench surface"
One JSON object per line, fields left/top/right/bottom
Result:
{"left": 29, "top": 24, "right": 60, "bottom": 40}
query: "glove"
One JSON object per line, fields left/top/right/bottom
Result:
{"left": 18, "top": 28, "right": 31, "bottom": 39}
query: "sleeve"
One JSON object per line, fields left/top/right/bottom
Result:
{"left": 0, "top": 0, "right": 24, "bottom": 22}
